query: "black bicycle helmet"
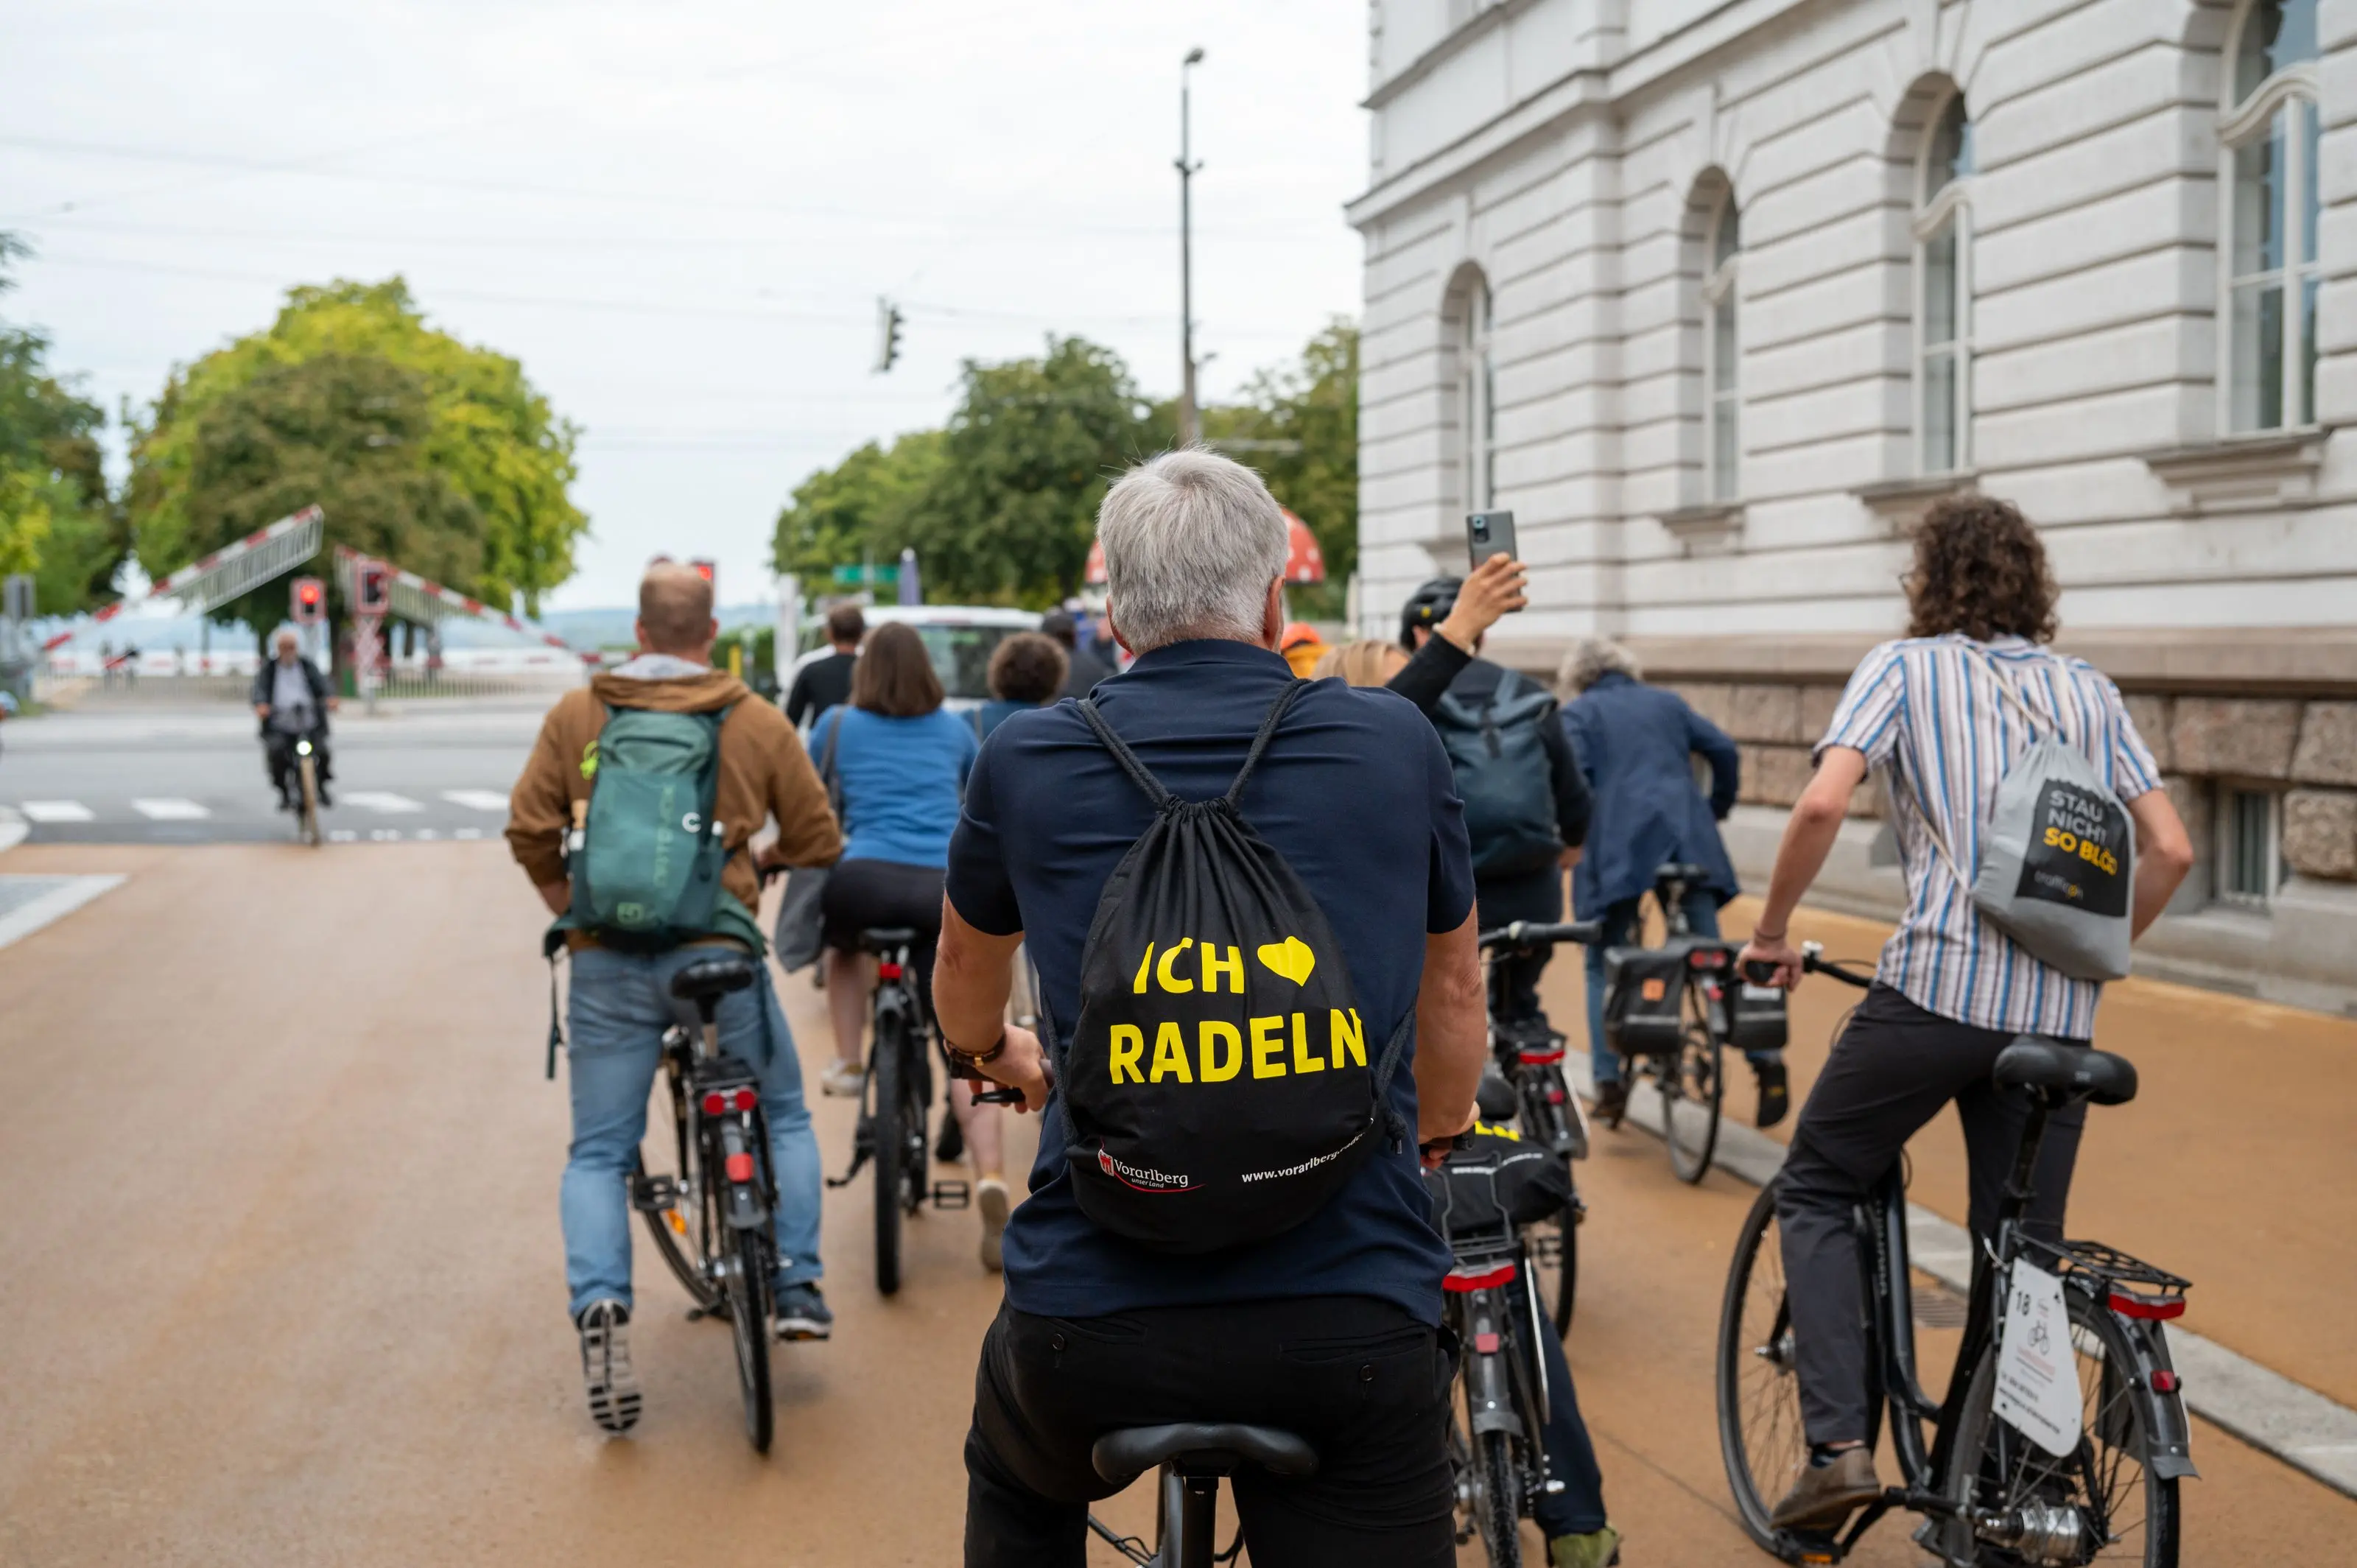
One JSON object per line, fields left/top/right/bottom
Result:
{"left": 1399, "top": 577, "right": 1462, "bottom": 649}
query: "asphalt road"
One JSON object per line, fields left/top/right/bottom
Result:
{"left": 0, "top": 840, "right": 2351, "bottom": 1566}
{"left": 0, "top": 697, "right": 543, "bottom": 844}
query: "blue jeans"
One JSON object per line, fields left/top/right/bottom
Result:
{"left": 1584, "top": 893, "right": 1780, "bottom": 1088}
{"left": 1520, "top": 1280, "right": 1609, "bottom": 1538}
{"left": 562, "top": 946, "right": 823, "bottom": 1317}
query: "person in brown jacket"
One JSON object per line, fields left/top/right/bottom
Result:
{"left": 508, "top": 561, "right": 843, "bottom": 1435}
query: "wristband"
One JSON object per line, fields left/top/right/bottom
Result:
{"left": 1752, "top": 928, "right": 1788, "bottom": 945}
{"left": 944, "top": 1030, "right": 1007, "bottom": 1068}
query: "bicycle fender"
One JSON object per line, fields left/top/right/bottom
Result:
{"left": 1466, "top": 1345, "right": 1523, "bottom": 1438}
{"left": 2109, "top": 1311, "right": 2199, "bottom": 1481}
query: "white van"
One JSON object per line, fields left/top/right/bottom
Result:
{"left": 784, "top": 605, "right": 1041, "bottom": 718}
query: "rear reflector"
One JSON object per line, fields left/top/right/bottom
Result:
{"left": 2110, "top": 1292, "right": 2186, "bottom": 1321}
{"left": 1444, "top": 1263, "right": 1517, "bottom": 1293}
{"left": 877, "top": 961, "right": 904, "bottom": 980}
{"left": 2150, "top": 1369, "right": 2180, "bottom": 1393}
{"left": 732, "top": 1088, "right": 757, "bottom": 1113}
{"left": 1517, "top": 1048, "right": 1565, "bottom": 1064}
{"left": 725, "top": 1152, "right": 756, "bottom": 1184}
{"left": 1473, "top": 1332, "right": 1501, "bottom": 1354}
{"left": 701, "top": 1091, "right": 727, "bottom": 1117}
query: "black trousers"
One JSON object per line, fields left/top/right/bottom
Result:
{"left": 820, "top": 857, "right": 945, "bottom": 1001}
{"left": 263, "top": 728, "right": 331, "bottom": 798}
{"left": 1774, "top": 982, "right": 2087, "bottom": 1444}
{"left": 964, "top": 1298, "right": 1456, "bottom": 1568}
{"left": 1475, "top": 864, "right": 1563, "bottom": 1026}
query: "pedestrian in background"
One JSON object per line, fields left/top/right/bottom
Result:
{"left": 1040, "top": 608, "right": 1112, "bottom": 700}
{"left": 786, "top": 602, "right": 864, "bottom": 728}
{"left": 1279, "top": 620, "right": 1328, "bottom": 678}
{"left": 974, "top": 632, "right": 1067, "bottom": 740}
{"left": 1556, "top": 638, "right": 1784, "bottom": 1127}
{"left": 1309, "top": 639, "right": 1408, "bottom": 686}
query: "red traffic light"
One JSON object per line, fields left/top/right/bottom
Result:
{"left": 354, "top": 560, "right": 392, "bottom": 616}
{"left": 689, "top": 558, "right": 716, "bottom": 585}
{"left": 289, "top": 576, "right": 326, "bottom": 625}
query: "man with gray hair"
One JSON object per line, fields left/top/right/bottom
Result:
{"left": 932, "top": 448, "right": 1491, "bottom": 1566}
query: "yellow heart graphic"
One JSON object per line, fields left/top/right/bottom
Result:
{"left": 1255, "top": 936, "right": 1316, "bottom": 986}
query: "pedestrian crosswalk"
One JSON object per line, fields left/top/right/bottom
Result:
{"left": 131, "top": 798, "right": 209, "bottom": 820}
{"left": 340, "top": 791, "right": 425, "bottom": 814}
{"left": 11, "top": 788, "right": 515, "bottom": 834}
{"left": 19, "top": 801, "right": 96, "bottom": 823}
{"left": 440, "top": 790, "right": 510, "bottom": 812}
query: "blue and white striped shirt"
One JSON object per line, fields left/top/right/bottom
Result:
{"left": 1816, "top": 635, "right": 2162, "bottom": 1038}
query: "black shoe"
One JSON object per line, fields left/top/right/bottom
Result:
{"left": 1592, "top": 1080, "right": 1629, "bottom": 1129}
{"left": 935, "top": 1105, "right": 966, "bottom": 1164}
{"left": 575, "top": 1300, "right": 642, "bottom": 1433}
{"left": 1755, "top": 1062, "right": 1791, "bottom": 1130}
{"left": 773, "top": 1282, "right": 835, "bottom": 1341}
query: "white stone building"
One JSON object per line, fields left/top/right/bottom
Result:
{"left": 1349, "top": 0, "right": 2357, "bottom": 1010}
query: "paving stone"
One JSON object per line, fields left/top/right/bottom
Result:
{"left": 2170, "top": 697, "right": 2303, "bottom": 779}
{"left": 2292, "top": 702, "right": 2357, "bottom": 787}
{"left": 2285, "top": 790, "right": 2357, "bottom": 881}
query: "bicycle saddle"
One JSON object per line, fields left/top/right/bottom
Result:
{"left": 1091, "top": 1424, "right": 1319, "bottom": 1486}
{"left": 1994, "top": 1036, "right": 2138, "bottom": 1106}
{"left": 857, "top": 926, "right": 918, "bottom": 955}
{"left": 669, "top": 954, "right": 758, "bottom": 1003}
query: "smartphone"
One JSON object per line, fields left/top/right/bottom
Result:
{"left": 1466, "top": 510, "right": 1518, "bottom": 572}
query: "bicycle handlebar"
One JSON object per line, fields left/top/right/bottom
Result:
{"left": 1477, "top": 919, "right": 1601, "bottom": 952}
{"left": 1739, "top": 940, "right": 1875, "bottom": 990}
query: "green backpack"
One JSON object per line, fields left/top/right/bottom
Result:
{"left": 550, "top": 703, "right": 759, "bottom": 954}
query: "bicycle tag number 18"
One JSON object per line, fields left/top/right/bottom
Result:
{"left": 1993, "top": 1258, "right": 2082, "bottom": 1458}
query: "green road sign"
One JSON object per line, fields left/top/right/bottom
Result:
{"left": 830, "top": 564, "right": 899, "bottom": 587}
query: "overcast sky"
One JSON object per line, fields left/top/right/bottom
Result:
{"left": 1, "top": 0, "right": 1369, "bottom": 610}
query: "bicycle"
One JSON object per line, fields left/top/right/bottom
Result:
{"left": 625, "top": 952, "right": 781, "bottom": 1452}
{"left": 1086, "top": 1422, "right": 1318, "bottom": 1568}
{"left": 826, "top": 926, "right": 1013, "bottom": 1293}
{"left": 1599, "top": 861, "right": 1736, "bottom": 1184}
{"left": 1479, "top": 918, "right": 1600, "bottom": 1334}
{"left": 1715, "top": 945, "right": 2196, "bottom": 1566}
{"left": 290, "top": 734, "right": 322, "bottom": 846}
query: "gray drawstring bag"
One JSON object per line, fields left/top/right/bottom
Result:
{"left": 770, "top": 717, "right": 843, "bottom": 973}
{"left": 1905, "top": 650, "right": 2135, "bottom": 982}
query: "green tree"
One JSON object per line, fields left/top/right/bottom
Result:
{"left": 1202, "top": 319, "right": 1358, "bottom": 601}
{"left": 128, "top": 277, "right": 586, "bottom": 618}
{"left": 0, "top": 233, "right": 124, "bottom": 611}
{"left": 770, "top": 428, "right": 943, "bottom": 586}
{"left": 903, "top": 336, "right": 1167, "bottom": 605}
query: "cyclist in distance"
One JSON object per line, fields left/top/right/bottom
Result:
{"left": 1557, "top": 637, "right": 1785, "bottom": 1128}
{"left": 508, "top": 562, "right": 844, "bottom": 1430}
{"left": 1735, "top": 496, "right": 2193, "bottom": 1530}
{"left": 251, "top": 627, "right": 337, "bottom": 809}
{"left": 809, "top": 622, "right": 1010, "bottom": 1268}
{"left": 785, "top": 602, "right": 863, "bottom": 728}
{"left": 1391, "top": 562, "right": 1590, "bottom": 1058}
{"left": 935, "top": 449, "right": 1488, "bottom": 1567}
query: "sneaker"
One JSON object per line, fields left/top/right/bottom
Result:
{"left": 575, "top": 1299, "right": 642, "bottom": 1434}
{"left": 977, "top": 1176, "right": 1010, "bottom": 1273}
{"left": 1755, "top": 1061, "right": 1791, "bottom": 1130}
{"left": 1592, "top": 1080, "right": 1629, "bottom": 1129}
{"left": 1769, "top": 1445, "right": 1882, "bottom": 1531}
{"left": 773, "top": 1282, "right": 834, "bottom": 1341}
{"left": 820, "top": 1061, "right": 865, "bottom": 1098}
{"left": 1548, "top": 1525, "right": 1621, "bottom": 1568}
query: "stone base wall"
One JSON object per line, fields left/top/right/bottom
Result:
{"left": 1661, "top": 684, "right": 2357, "bottom": 887}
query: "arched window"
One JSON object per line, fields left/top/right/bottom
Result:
{"left": 1458, "top": 277, "right": 1495, "bottom": 512}
{"left": 2221, "top": 0, "right": 2321, "bottom": 432}
{"left": 1916, "top": 94, "right": 1974, "bottom": 473}
{"left": 1704, "top": 194, "right": 1741, "bottom": 501}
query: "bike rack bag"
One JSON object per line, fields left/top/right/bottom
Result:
{"left": 1601, "top": 946, "right": 1689, "bottom": 1058}
{"left": 1728, "top": 980, "right": 1788, "bottom": 1054}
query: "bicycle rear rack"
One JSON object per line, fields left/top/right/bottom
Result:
{"left": 2014, "top": 1235, "right": 2191, "bottom": 1318}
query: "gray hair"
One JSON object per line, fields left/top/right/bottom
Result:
{"left": 1558, "top": 636, "right": 1642, "bottom": 695}
{"left": 1097, "top": 447, "right": 1288, "bottom": 653}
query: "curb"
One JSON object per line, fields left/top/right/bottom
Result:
{"left": 1574, "top": 1052, "right": 2357, "bottom": 1500}
{"left": 0, "top": 805, "right": 24, "bottom": 856}
{"left": 0, "top": 873, "right": 126, "bottom": 953}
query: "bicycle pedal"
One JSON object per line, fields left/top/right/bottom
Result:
{"left": 628, "top": 1173, "right": 679, "bottom": 1212}
{"left": 931, "top": 1179, "right": 972, "bottom": 1209}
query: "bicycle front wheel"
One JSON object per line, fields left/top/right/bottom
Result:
{"left": 1941, "top": 1285, "right": 2179, "bottom": 1567}
{"left": 1665, "top": 983, "right": 1724, "bottom": 1184}
{"left": 871, "top": 1016, "right": 906, "bottom": 1295}
{"left": 1523, "top": 1202, "right": 1579, "bottom": 1337}
{"left": 296, "top": 753, "right": 320, "bottom": 846}
{"left": 632, "top": 1147, "right": 723, "bottom": 1315}
{"left": 1715, "top": 1178, "right": 1811, "bottom": 1561}
{"left": 728, "top": 1226, "right": 773, "bottom": 1454}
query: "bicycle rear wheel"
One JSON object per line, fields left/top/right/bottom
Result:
{"left": 1941, "top": 1286, "right": 2179, "bottom": 1567}
{"left": 1716, "top": 1178, "right": 1811, "bottom": 1561}
{"left": 1665, "top": 982, "right": 1724, "bottom": 1184}
{"left": 1472, "top": 1430, "right": 1524, "bottom": 1567}
{"left": 727, "top": 1226, "right": 773, "bottom": 1454}
{"left": 871, "top": 1014, "right": 906, "bottom": 1295}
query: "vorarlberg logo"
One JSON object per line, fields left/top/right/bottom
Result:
{"left": 1099, "top": 1149, "right": 1192, "bottom": 1192}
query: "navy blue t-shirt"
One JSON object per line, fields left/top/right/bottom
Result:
{"left": 945, "top": 639, "right": 1475, "bottom": 1325}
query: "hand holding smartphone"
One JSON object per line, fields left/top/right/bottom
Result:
{"left": 1466, "top": 510, "right": 1517, "bottom": 572}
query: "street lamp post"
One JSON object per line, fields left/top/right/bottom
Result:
{"left": 1178, "top": 46, "right": 1205, "bottom": 446}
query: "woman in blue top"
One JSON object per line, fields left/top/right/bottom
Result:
{"left": 811, "top": 623, "right": 1008, "bottom": 1264}
{"left": 973, "top": 631, "right": 1067, "bottom": 740}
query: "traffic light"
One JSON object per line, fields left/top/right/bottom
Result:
{"left": 689, "top": 558, "right": 717, "bottom": 598}
{"left": 874, "top": 298, "right": 903, "bottom": 373}
{"left": 355, "top": 560, "right": 392, "bottom": 616}
{"left": 290, "top": 576, "right": 326, "bottom": 625}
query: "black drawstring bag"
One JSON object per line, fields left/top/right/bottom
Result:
{"left": 1050, "top": 683, "right": 1412, "bottom": 1254}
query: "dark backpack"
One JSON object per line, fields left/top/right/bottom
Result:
{"left": 555, "top": 703, "right": 748, "bottom": 952}
{"left": 1433, "top": 668, "right": 1562, "bottom": 876}
{"left": 1050, "top": 684, "right": 1412, "bottom": 1254}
